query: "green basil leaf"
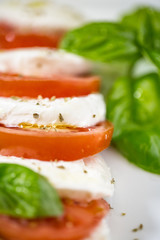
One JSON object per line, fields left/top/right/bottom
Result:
{"left": 60, "top": 22, "right": 140, "bottom": 63}
{"left": 115, "top": 129, "right": 160, "bottom": 174}
{"left": 107, "top": 76, "right": 134, "bottom": 138}
{"left": 143, "top": 48, "right": 160, "bottom": 69}
{"left": 121, "top": 6, "right": 160, "bottom": 49}
{"left": 107, "top": 73, "right": 160, "bottom": 174}
{"left": 0, "top": 164, "right": 63, "bottom": 218}
{"left": 121, "top": 7, "right": 160, "bottom": 69}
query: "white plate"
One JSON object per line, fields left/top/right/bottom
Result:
{"left": 103, "top": 148, "right": 160, "bottom": 240}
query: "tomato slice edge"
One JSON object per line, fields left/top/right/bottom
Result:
{"left": 0, "top": 121, "right": 114, "bottom": 161}
{"left": 0, "top": 73, "right": 100, "bottom": 98}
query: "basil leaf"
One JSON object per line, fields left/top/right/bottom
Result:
{"left": 107, "top": 73, "right": 160, "bottom": 174}
{"left": 60, "top": 22, "right": 140, "bottom": 63}
{"left": 0, "top": 164, "right": 63, "bottom": 218}
{"left": 115, "top": 129, "right": 160, "bottom": 174}
{"left": 121, "top": 7, "right": 160, "bottom": 69}
{"left": 121, "top": 7, "right": 160, "bottom": 48}
{"left": 143, "top": 48, "right": 160, "bottom": 69}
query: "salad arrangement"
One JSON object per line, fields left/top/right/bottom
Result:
{"left": 0, "top": 1, "right": 159, "bottom": 239}
{"left": 61, "top": 6, "right": 160, "bottom": 175}
{"left": 0, "top": 46, "right": 114, "bottom": 239}
{"left": 0, "top": 1, "right": 114, "bottom": 236}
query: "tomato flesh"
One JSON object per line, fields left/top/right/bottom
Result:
{"left": 0, "top": 22, "right": 65, "bottom": 49}
{"left": 0, "top": 121, "right": 113, "bottom": 161}
{"left": 0, "top": 73, "right": 100, "bottom": 98}
{"left": 0, "top": 199, "right": 109, "bottom": 240}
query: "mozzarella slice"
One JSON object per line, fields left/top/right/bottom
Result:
{"left": 0, "top": 154, "right": 114, "bottom": 201}
{"left": 0, "top": 48, "right": 91, "bottom": 77}
{"left": 0, "top": 94, "right": 106, "bottom": 128}
{"left": 85, "top": 219, "right": 110, "bottom": 240}
{"left": 0, "top": 0, "right": 83, "bottom": 33}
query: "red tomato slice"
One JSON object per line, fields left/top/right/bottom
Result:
{"left": 0, "top": 121, "right": 113, "bottom": 161}
{"left": 0, "top": 23, "right": 65, "bottom": 49}
{"left": 0, "top": 199, "right": 109, "bottom": 240}
{"left": 0, "top": 73, "right": 100, "bottom": 98}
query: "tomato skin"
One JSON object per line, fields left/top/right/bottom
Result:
{"left": 0, "top": 73, "right": 100, "bottom": 98}
{"left": 0, "top": 121, "right": 113, "bottom": 161}
{"left": 0, "top": 23, "right": 65, "bottom": 49}
{"left": 0, "top": 199, "right": 109, "bottom": 240}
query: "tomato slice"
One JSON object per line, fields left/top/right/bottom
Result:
{"left": 0, "top": 73, "right": 100, "bottom": 98}
{"left": 0, "top": 199, "right": 109, "bottom": 240}
{"left": 0, "top": 23, "right": 65, "bottom": 49}
{"left": 0, "top": 121, "right": 113, "bottom": 161}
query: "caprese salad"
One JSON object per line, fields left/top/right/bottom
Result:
{"left": 0, "top": 47, "right": 114, "bottom": 240}
{"left": 0, "top": 48, "right": 113, "bottom": 161}
{"left": 0, "top": 0, "right": 83, "bottom": 49}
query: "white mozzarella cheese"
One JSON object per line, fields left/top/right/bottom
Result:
{"left": 0, "top": 48, "right": 91, "bottom": 77}
{"left": 0, "top": 94, "right": 106, "bottom": 128}
{"left": 0, "top": 0, "right": 83, "bottom": 33}
{"left": 85, "top": 219, "right": 110, "bottom": 240}
{"left": 0, "top": 154, "right": 114, "bottom": 201}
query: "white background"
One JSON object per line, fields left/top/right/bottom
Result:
{"left": 57, "top": 0, "right": 160, "bottom": 21}
{"left": 56, "top": 1, "right": 160, "bottom": 240}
